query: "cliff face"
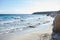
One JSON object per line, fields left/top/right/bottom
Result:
{"left": 53, "top": 15, "right": 60, "bottom": 33}
{"left": 33, "top": 10, "right": 60, "bottom": 17}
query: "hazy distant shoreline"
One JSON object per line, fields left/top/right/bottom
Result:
{"left": 33, "top": 10, "right": 60, "bottom": 17}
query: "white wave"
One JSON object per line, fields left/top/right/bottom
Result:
{"left": 0, "top": 15, "right": 54, "bottom": 35}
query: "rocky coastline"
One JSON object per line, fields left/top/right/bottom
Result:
{"left": 33, "top": 10, "right": 60, "bottom": 17}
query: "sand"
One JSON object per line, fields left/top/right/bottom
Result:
{"left": 0, "top": 20, "right": 53, "bottom": 40}
{"left": 9, "top": 24, "right": 52, "bottom": 40}
{"left": 10, "top": 32, "right": 51, "bottom": 40}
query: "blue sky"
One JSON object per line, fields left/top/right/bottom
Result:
{"left": 0, "top": 0, "right": 60, "bottom": 14}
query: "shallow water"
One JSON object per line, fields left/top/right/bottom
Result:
{"left": 0, "top": 14, "right": 54, "bottom": 40}
{"left": 0, "top": 14, "right": 54, "bottom": 35}
{"left": 0, "top": 14, "right": 46, "bottom": 33}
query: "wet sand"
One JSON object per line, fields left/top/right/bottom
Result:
{"left": 0, "top": 20, "right": 53, "bottom": 40}
{"left": 9, "top": 24, "right": 52, "bottom": 40}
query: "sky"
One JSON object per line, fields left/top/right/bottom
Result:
{"left": 0, "top": 0, "right": 60, "bottom": 14}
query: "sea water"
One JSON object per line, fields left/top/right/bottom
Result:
{"left": 0, "top": 14, "right": 52, "bottom": 34}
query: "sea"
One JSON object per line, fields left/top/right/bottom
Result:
{"left": 0, "top": 14, "right": 53, "bottom": 34}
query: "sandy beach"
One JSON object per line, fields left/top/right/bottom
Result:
{"left": 8, "top": 23, "right": 52, "bottom": 40}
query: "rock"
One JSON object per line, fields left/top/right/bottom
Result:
{"left": 21, "top": 20, "right": 24, "bottom": 21}
{"left": 28, "top": 25, "right": 35, "bottom": 28}
{"left": 38, "top": 18, "right": 40, "bottom": 19}
{"left": 53, "top": 15, "right": 60, "bottom": 33}
{"left": 40, "top": 33, "right": 51, "bottom": 40}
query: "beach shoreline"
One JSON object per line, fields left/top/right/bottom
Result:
{"left": 0, "top": 15, "right": 53, "bottom": 40}
{"left": 0, "top": 22, "right": 52, "bottom": 40}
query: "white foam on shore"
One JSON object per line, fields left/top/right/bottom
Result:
{"left": 0, "top": 16, "right": 54, "bottom": 40}
{"left": 0, "top": 15, "right": 53, "bottom": 35}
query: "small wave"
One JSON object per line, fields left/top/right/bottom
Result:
{"left": 0, "top": 15, "right": 53, "bottom": 35}
{"left": 0, "top": 27, "right": 23, "bottom": 34}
